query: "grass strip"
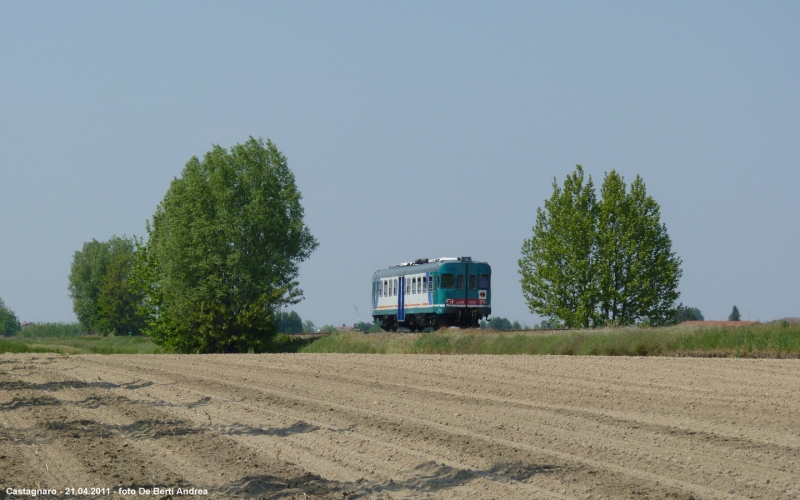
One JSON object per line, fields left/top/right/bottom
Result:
{"left": 300, "top": 322, "right": 800, "bottom": 357}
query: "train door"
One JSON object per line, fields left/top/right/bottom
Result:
{"left": 397, "top": 276, "right": 405, "bottom": 321}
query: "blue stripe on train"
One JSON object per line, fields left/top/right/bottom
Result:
{"left": 398, "top": 276, "right": 405, "bottom": 321}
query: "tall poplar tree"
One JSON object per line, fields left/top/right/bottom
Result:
{"left": 519, "top": 166, "right": 682, "bottom": 327}
{"left": 135, "top": 137, "right": 318, "bottom": 353}
{"left": 519, "top": 166, "right": 599, "bottom": 328}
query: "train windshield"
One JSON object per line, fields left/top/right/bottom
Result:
{"left": 479, "top": 274, "right": 490, "bottom": 289}
{"left": 441, "top": 274, "right": 455, "bottom": 289}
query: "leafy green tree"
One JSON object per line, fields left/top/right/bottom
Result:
{"left": 277, "top": 310, "right": 303, "bottom": 334}
{"left": 0, "top": 298, "right": 21, "bottom": 336}
{"left": 595, "top": 172, "right": 682, "bottom": 326}
{"left": 674, "top": 305, "right": 704, "bottom": 323}
{"left": 729, "top": 305, "right": 741, "bottom": 321}
{"left": 68, "top": 236, "right": 142, "bottom": 335}
{"left": 487, "top": 317, "right": 514, "bottom": 330}
{"left": 302, "top": 320, "right": 317, "bottom": 333}
{"left": 519, "top": 166, "right": 682, "bottom": 327}
{"left": 135, "top": 137, "right": 318, "bottom": 353}
{"left": 519, "top": 166, "right": 599, "bottom": 328}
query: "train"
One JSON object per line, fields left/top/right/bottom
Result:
{"left": 371, "top": 257, "right": 491, "bottom": 331}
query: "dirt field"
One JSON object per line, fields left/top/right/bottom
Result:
{"left": 1, "top": 354, "right": 798, "bottom": 499}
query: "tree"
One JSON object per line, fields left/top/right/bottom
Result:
{"left": 595, "top": 172, "right": 682, "bottom": 326}
{"left": 68, "top": 236, "right": 142, "bottom": 335}
{"left": 135, "top": 137, "right": 318, "bottom": 353}
{"left": 674, "top": 305, "right": 704, "bottom": 323}
{"left": 519, "top": 166, "right": 682, "bottom": 328}
{"left": 277, "top": 310, "right": 303, "bottom": 334}
{"left": 302, "top": 320, "right": 317, "bottom": 333}
{"left": 0, "top": 298, "right": 20, "bottom": 336}
{"left": 729, "top": 305, "right": 741, "bottom": 321}
{"left": 519, "top": 166, "right": 599, "bottom": 328}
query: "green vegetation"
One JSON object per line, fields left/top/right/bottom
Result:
{"left": 729, "top": 305, "right": 741, "bottom": 321}
{"left": 301, "top": 322, "right": 800, "bottom": 357}
{"left": 0, "top": 298, "right": 21, "bottom": 336}
{"left": 479, "top": 317, "right": 523, "bottom": 330}
{"left": 134, "top": 137, "right": 318, "bottom": 354}
{"left": 674, "top": 305, "right": 704, "bottom": 323}
{"left": 0, "top": 335, "right": 167, "bottom": 355}
{"left": 15, "top": 322, "right": 86, "bottom": 337}
{"left": 519, "top": 166, "right": 682, "bottom": 328}
{"left": 277, "top": 310, "right": 304, "bottom": 334}
{"left": 68, "top": 236, "right": 143, "bottom": 335}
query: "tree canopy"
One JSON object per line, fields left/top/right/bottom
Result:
{"left": 519, "top": 166, "right": 682, "bottom": 328}
{"left": 674, "top": 305, "right": 704, "bottom": 323}
{"left": 729, "top": 305, "right": 741, "bottom": 321}
{"left": 135, "top": 137, "right": 318, "bottom": 353}
{"left": 276, "top": 310, "right": 303, "bottom": 334}
{"left": 0, "top": 298, "right": 20, "bottom": 336}
{"left": 68, "top": 236, "right": 143, "bottom": 335}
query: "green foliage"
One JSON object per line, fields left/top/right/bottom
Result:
{"left": 0, "top": 335, "right": 168, "bottom": 355}
{"left": 480, "top": 317, "right": 520, "bottom": 330}
{"left": 302, "top": 320, "right": 317, "bottom": 333}
{"left": 519, "top": 166, "right": 598, "bottom": 328}
{"left": 674, "top": 305, "right": 704, "bottom": 323}
{"left": 729, "top": 305, "right": 741, "bottom": 321}
{"left": 519, "top": 166, "right": 682, "bottom": 328}
{"left": 319, "top": 324, "right": 338, "bottom": 334}
{"left": 277, "top": 310, "right": 304, "bottom": 334}
{"left": 68, "top": 236, "right": 143, "bottom": 335}
{"left": 135, "top": 137, "right": 318, "bottom": 353}
{"left": 595, "top": 172, "right": 682, "bottom": 325}
{"left": 15, "top": 322, "right": 86, "bottom": 338}
{"left": 0, "top": 298, "right": 21, "bottom": 336}
{"left": 301, "top": 323, "right": 800, "bottom": 357}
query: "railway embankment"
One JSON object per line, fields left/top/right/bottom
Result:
{"left": 301, "top": 320, "right": 800, "bottom": 357}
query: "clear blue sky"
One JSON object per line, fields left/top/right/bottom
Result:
{"left": 1, "top": 2, "right": 798, "bottom": 327}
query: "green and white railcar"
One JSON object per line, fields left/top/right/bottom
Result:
{"left": 371, "top": 257, "right": 491, "bottom": 331}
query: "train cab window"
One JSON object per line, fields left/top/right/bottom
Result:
{"left": 479, "top": 274, "right": 491, "bottom": 289}
{"left": 441, "top": 274, "right": 454, "bottom": 289}
{"left": 468, "top": 275, "right": 477, "bottom": 290}
{"left": 457, "top": 274, "right": 464, "bottom": 290}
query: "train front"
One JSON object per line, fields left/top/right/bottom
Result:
{"left": 436, "top": 258, "right": 491, "bottom": 328}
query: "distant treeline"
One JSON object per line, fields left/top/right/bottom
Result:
{"left": 10, "top": 322, "right": 86, "bottom": 338}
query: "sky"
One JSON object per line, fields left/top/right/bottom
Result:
{"left": 1, "top": 1, "right": 798, "bottom": 327}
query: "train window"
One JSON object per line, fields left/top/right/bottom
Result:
{"left": 406, "top": 278, "right": 410, "bottom": 295}
{"left": 457, "top": 274, "right": 464, "bottom": 290}
{"left": 441, "top": 274, "right": 454, "bottom": 289}
{"left": 423, "top": 276, "right": 427, "bottom": 293}
{"left": 468, "top": 275, "right": 477, "bottom": 290}
{"left": 478, "top": 274, "right": 490, "bottom": 289}
{"left": 393, "top": 278, "right": 397, "bottom": 296}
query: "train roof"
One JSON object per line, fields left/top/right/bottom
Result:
{"left": 372, "top": 257, "right": 490, "bottom": 278}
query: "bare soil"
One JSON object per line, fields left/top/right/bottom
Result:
{"left": 1, "top": 354, "right": 798, "bottom": 499}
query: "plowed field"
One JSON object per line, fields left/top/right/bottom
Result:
{"left": 1, "top": 354, "right": 798, "bottom": 499}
